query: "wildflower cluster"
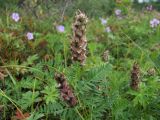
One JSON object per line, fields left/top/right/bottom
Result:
{"left": 99, "top": 17, "right": 111, "bottom": 33}
{"left": 11, "top": 12, "right": 66, "bottom": 41}
{"left": 1, "top": 3, "right": 160, "bottom": 120}
{"left": 11, "top": 12, "right": 34, "bottom": 40}
{"left": 99, "top": 8, "right": 122, "bottom": 33}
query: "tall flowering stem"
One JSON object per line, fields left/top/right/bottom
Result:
{"left": 71, "top": 10, "right": 88, "bottom": 65}
{"left": 54, "top": 72, "right": 77, "bottom": 107}
{"left": 130, "top": 62, "right": 140, "bottom": 91}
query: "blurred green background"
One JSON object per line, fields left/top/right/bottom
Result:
{"left": 0, "top": 0, "right": 160, "bottom": 18}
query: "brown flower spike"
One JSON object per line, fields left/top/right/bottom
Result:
{"left": 0, "top": 68, "right": 8, "bottom": 80}
{"left": 54, "top": 72, "right": 77, "bottom": 107}
{"left": 102, "top": 50, "right": 109, "bottom": 62}
{"left": 70, "top": 10, "right": 88, "bottom": 65}
{"left": 130, "top": 62, "right": 140, "bottom": 90}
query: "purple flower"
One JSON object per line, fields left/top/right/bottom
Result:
{"left": 115, "top": 9, "right": 121, "bottom": 16}
{"left": 11, "top": 12, "right": 20, "bottom": 22}
{"left": 56, "top": 25, "right": 65, "bottom": 33}
{"left": 26, "top": 32, "right": 34, "bottom": 40}
{"left": 146, "top": 5, "right": 153, "bottom": 11}
{"left": 99, "top": 18, "right": 107, "bottom": 25}
{"left": 105, "top": 27, "right": 111, "bottom": 33}
{"left": 150, "top": 18, "right": 160, "bottom": 28}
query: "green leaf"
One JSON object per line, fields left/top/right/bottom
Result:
{"left": 84, "top": 63, "right": 112, "bottom": 81}
{"left": 18, "top": 91, "right": 40, "bottom": 110}
{"left": 23, "top": 54, "right": 39, "bottom": 66}
{"left": 42, "top": 86, "right": 58, "bottom": 104}
{"left": 27, "top": 113, "right": 44, "bottom": 120}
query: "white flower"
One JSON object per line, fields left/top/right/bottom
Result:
{"left": 150, "top": 18, "right": 160, "bottom": 28}
{"left": 56, "top": 25, "right": 65, "bottom": 33}
{"left": 99, "top": 18, "right": 107, "bottom": 25}
{"left": 115, "top": 9, "right": 121, "bottom": 16}
{"left": 26, "top": 32, "right": 34, "bottom": 40}
{"left": 105, "top": 27, "right": 111, "bottom": 33}
{"left": 11, "top": 12, "right": 20, "bottom": 22}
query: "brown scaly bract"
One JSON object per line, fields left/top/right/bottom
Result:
{"left": 71, "top": 10, "right": 88, "bottom": 65}
{"left": 54, "top": 73, "right": 77, "bottom": 107}
{"left": 130, "top": 62, "right": 140, "bottom": 90}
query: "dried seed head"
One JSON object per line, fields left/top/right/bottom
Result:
{"left": 130, "top": 62, "right": 140, "bottom": 91}
{"left": 71, "top": 10, "right": 88, "bottom": 65}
